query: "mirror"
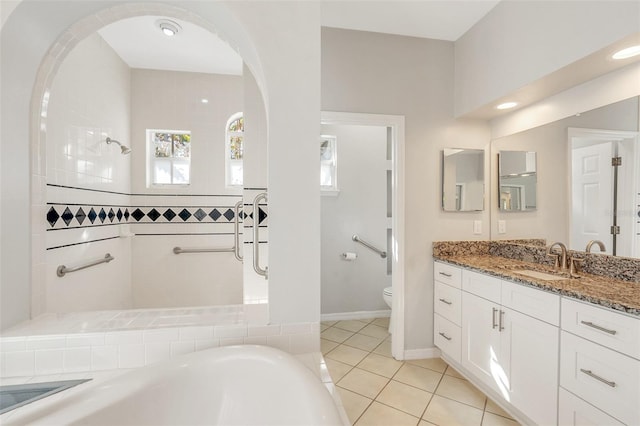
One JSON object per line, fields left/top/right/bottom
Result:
{"left": 442, "top": 148, "right": 485, "bottom": 212}
{"left": 491, "top": 96, "right": 639, "bottom": 258}
{"left": 498, "top": 151, "right": 537, "bottom": 211}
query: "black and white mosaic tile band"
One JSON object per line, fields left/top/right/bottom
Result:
{"left": 46, "top": 204, "right": 268, "bottom": 230}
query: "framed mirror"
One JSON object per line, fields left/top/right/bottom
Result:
{"left": 442, "top": 148, "right": 485, "bottom": 212}
{"left": 498, "top": 151, "right": 537, "bottom": 211}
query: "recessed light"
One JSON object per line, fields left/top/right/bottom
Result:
{"left": 201, "top": 98, "right": 209, "bottom": 104}
{"left": 612, "top": 45, "right": 640, "bottom": 60}
{"left": 496, "top": 102, "right": 518, "bottom": 110}
{"left": 156, "top": 19, "right": 181, "bottom": 37}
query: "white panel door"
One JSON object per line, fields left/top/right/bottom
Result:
{"left": 570, "top": 141, "right": 613, "bottom": 253}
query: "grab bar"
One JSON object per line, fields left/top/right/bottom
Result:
{"left": 352, "top": 234, "right": 387, "bottom": 258}
{"left": 173, "top": 247, "right": 234, "bottom": 254}
{"left": 253, "top": 192, "right": 268, "bottom": 278}
{"left": 234, "top": 200, "right": 243, "bottom": 262}
{"left": 57, "top": 253, "right": 114, "bottom": 277}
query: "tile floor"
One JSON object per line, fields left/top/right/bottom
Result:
{"left": 321, "top": 317, "right": 521, "bottom": 426}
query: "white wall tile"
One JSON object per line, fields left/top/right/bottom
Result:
{"left": 145, "top": 342, "right": 172, "bottom": 364}
{"left": 281, "top": 323, "right": 311, "bottom": 335}
{"left": 66, "top": 333, "right": 105, "bottom": 348}
{"left": 91, "top": 345, "right": 117, "bottom": 370}
{"left": 143, "top": 328, "right": 180, "bottom": 343}
{"left": 105, "top": 331, "right": 143, "bottom": 346}
{"left": 247, "top": 324, "right": 281, "bottom": 337}
{"left": 195, "top": 339, "right": 219, "bottom": 351}
{"left": 63, "top": 347, "right": 91, "bottom": 372}
{"left": 118, "top": 344, "right": 145, "bottom": 369}
{"left": 34, "top": 349, "right": 64, "bottom": 375}
{"left": 243, "top": 336, "right": 267, "bottom": 345}
{"left": 214, "top": 325, "right": 247, "bottom": 339}
{"left": 266, "top": 335, "right": 290, "bottom": 352}
{"left": 0, "top": 338, "right": 26, "bottom": 352}
{"left": 26, "top": 336, "right": 67, "bottom": 350}
{"left": 170, "top": 341, "right": 195, "bottom": 357}
{"left": 179, "top": 326, "right": 214, "bottom": 341}
{"left": 3, "top": 351, "right": 35, "bottom": 377}
{"left": 219, "top": 337, "right": 244, "bottom": 347}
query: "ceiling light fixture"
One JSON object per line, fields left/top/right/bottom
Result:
{"left": 201, "top": 98, "right": 209, "bottom": 104}
{"left": 156, "top": 19, "right": 181, "bottom": 37}
{"left": 612, "top": 45, "right": 640, "bottom": 60}
{"left": 496, "top": 102, "right": 518, "bottom": 110}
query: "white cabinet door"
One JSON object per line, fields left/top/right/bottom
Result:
{"left": 502, "top": 307, "right": 559, "bottom": 426}
{"left": 558, "top": 388, "right": 624, "bottom": 426}
{"left": 461, "top": 291, "right": 502, "bottom": 393}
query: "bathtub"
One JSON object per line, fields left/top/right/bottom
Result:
{"left": 5, "top": 345, "right": 345, "bottom": 425}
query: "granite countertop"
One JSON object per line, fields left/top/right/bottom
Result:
{"left": 434, "top": 254, "right": 640, "bottom": 317}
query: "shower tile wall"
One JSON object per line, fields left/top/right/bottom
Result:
{"left": 38, "top": 31, "right": 255, "bottom": 315}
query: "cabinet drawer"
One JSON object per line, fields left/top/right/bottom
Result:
{"left": 434, "top": 314, "right": 461, "bottom": 364}
{"left": 462, "top": 269, "right": 501, "bottom": 303}
{"left": 558, "top": 388, "right": 624, "bottom": 426}
{"left": 501, "top": 280, "right": 560, "bottom": 326}
{"left": 434, "top": 262, "right": 462, "bottom": 288}
{"left": 560, "top": 331, "right": 640, "bottom": 425}
{"left": 434, "top": 281, "right": 462, "bottom": 326}
{"left": 561, "top": 298, "right": 640, "bottom": 360}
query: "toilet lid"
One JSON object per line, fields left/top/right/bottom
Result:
{"left": 383, "top": 287, "right": 392, "bottom": 295}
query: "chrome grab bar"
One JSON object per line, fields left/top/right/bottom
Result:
{"left": 253, "top": 192, "right": 268, "bottom": 278}
{"left": 173, "top": 247, "right": 234, "bottom": 254}
{"left": 234, "top": 200, "right": 243, "bottom": 262}
{"left": 352, "top": 234, "right": 387, "bottom": 258}
{"left": 57, "top": 253, "right": 114, "bottom": 277}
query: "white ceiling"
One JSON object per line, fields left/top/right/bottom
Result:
{"left": 98, "top": 2, "right": 500, "bottom": 75}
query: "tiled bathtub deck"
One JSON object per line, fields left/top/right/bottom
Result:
{"left": 321, "top": 317, "right": 521, "bottom": 426}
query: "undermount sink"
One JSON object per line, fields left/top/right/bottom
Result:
{"left": 510, "top": 269, "right": 570, "bottom": 281}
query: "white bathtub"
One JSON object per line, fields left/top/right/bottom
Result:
{"left": 6, "top": 345, "right": 345, "bottom": 425}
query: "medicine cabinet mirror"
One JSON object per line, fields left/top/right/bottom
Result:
{"left": 442, "top": 148, "right": 485, "bottom": 212}
{"left": 498, "top": 151, "right": 537, "bottom": 211}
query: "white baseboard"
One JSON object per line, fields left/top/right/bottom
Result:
{"left": 403, "top": 347, "right": 441, "bottom": 360}
{"left": 321, "top": 309, "right": 391, "bottom": 322}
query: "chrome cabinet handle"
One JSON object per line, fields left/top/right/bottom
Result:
{"left": 439, "top": 298, "right": 452, "bottom": 305}
{"left": 233, "top": 200, "right": 243, "bottom": 262}
{"left": 439, "top": 272, "right": 452, "bottom": 277}
{"left": 580, "top": 321, "right": 617, "bottom": 335}
{"left": 439, "top": 332, "right": 452, "bottom": 341}
{"left": 499, "top": 310, "right": 505, "bottom": 331}
{"left": 252, "top": 192, "right": 268, "bottom": 278}
{"left": 580, "top": 368, "right": 616, "bottom": 387}
{"left": 492, "top": 308, "right": 498, "bottom": 329}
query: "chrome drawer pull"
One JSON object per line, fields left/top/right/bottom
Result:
{"left": 580, "top": 321, "right": 617, "bottom": 335}
{"left": 499, "top": 310, "right": 505, "bottom": 331}
{"left": 439, "top": 272, "right": 452, "bottom": 277}
{"left": 492, "top": 308, "right": 498, "bottom": 329}
{"left": 439, "top": 332, "right": 452, "bottom": 341}
{"left": 439, "top": 298, "right": 452, "bottom": 305}
{"left": 580, "top": 368, "right": 616, "bottom": 388}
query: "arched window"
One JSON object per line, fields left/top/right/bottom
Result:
{"left": 226, "top": 112, "right": 243, "bottom": 187}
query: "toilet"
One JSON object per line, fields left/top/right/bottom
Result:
{"left": 383, "top": 286, "right": 393, "bottom": 334}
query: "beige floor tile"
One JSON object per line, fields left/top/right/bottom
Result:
{"left": 325, "top": 358, "right": 353, "bottom": 382}
{"left": 344, "top": 333, "right": 385, "bottom": 352}
{"left": 334, "top": 320, "right": 369, "bottom": 332}
{"left": 320, "top": 338, "right": 339, "bottom": 354}
{"left": 376, "top": 380, "right": 433, "bottom": 418}
{"left": 338, "top": 367, "right": 390, "bottom": 399}
{"left": 422, "top": 395, "right": 483, "bottom": 426}
{"left": 372, "top": 339, "right": 392, "bottom": 357}
{"left": 358, "top": 353, "right": 403, "bottom": 378}
{"left": 359, "top": 323, "right": 390, "bottom": 339}
{"left": 372, "top": 317, "right": 390, "bottom": 328}
{"left": 419, "top": 421, "right": 438, "bottom": 426}
{"left": 482, "top": 412, "right": 520, "bottom": 426}
{"left": 326, "top": 344, "right": 370, "bottom": 366}
{"left": 355, "top": 401, "right": 420, "bottom": 426}
{"left": 485, "top": 398, "right": 514, "bottom": 419}
{"left": 435, "top": 375, "right": 486, "bottom": 409}
{"left": 321, "top": 323, "right": 330, "bottom": 332}
{"left": 336, "top": 386, "right": 373, "bottom": 425}
{"left": 321, "top": 320, "right": 338, "bottom": 326}
{"left": 393, "top": 363, "right": 443, "bottom": 392}
{"left": 321, "top": 327, "right": 354, "bottom": 343}
{"left": 444, "top": 364, "right": 465, "bottom": 379}
{"left": 407, "top": 357, "right": 448, "bottom": 373}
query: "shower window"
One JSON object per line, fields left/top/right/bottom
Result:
{"left": 226, "top": 113, "right": 244, "bottom": 187}
{"left": 148, "top": 130, "right": 191, "bottom": 186}
{"left": 320, "top": 135, "right": 337, "bottom": 191}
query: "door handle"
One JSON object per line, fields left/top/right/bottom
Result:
{"left": 233, "top": 200, "right": 243, "bottom": 262}
{"left": 492, "top": 307, "right": 498, "bottom": 329}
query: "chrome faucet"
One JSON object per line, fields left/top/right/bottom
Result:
{"left": 586, "top": 240, "right": 606, "bottom": 253}
{"left": 547, "top": 242, "right": 568, "bottom": 270}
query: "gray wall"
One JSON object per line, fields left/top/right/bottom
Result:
{"left": 322, "top": 28, "right": 491, "bottom": 351}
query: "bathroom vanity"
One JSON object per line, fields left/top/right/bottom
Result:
{"left": 432, "top": 241, "right": 640, "bottom": 426}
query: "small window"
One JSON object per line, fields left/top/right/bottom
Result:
{"left": 147, "top": 130, "right": 191, "bottom": 186}
{"left": 226, "top": 113, "right": 244, "bottom": 187}
{"left": 320, "top": 135, "right": 337, "bottom": 191}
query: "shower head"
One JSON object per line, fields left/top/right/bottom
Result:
{"left": 106, "top": 137, "right": 131, "bottom": 155}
